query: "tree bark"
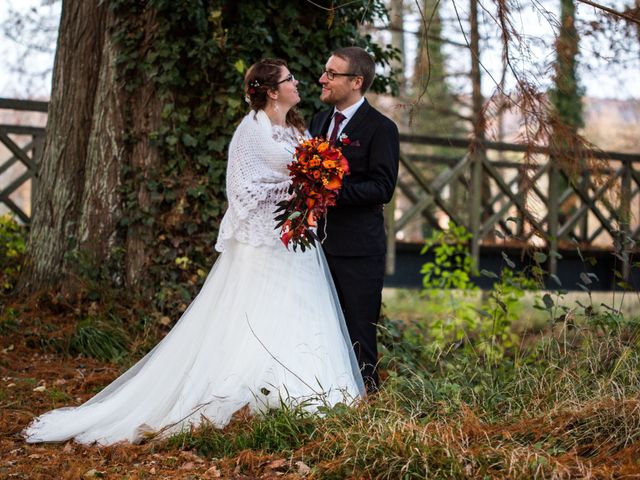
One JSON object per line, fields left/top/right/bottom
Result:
{"left": 388, "top": 0, "right": 405, "bottom": 95}
{"left": 19, "top": 0, "right": 107, "bottom": 292}
{"left": 125, "top": 7, "right": 161, "bottom": 288}
{"left": 78, "top": 6, "right": 125, "bottom": 265}
{"left": 19, "top": 1, "right": 160, "bottom": 293}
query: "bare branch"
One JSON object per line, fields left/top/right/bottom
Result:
{"left": 575, "top": 0, "right": 640, "bottom": 25}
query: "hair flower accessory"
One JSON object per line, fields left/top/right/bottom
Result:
{"left": 247, "top": 79, "right": 261, "bottom": 96}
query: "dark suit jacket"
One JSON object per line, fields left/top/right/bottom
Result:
{"left": 309, "top": 99, "right": 399, "bottom": 256}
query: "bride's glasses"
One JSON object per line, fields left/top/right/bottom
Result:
{"left": 322, "top": 70, "right": 359, "bottom": 80}
{"left": 276, "top": 73, "right": 296, "bottom": 84}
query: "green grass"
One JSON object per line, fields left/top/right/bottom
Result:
{"left": 168, "top": 402, "right": 320, "bottom": 458}
{"left": 69, "top": 316, "right": 130, "bottom": 363}
{"left": 164, "top": 288, "right": 640, "bottom": 478}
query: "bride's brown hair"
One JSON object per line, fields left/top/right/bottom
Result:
{"left": 244, "top": 58, "right": 306, "bottom": 133}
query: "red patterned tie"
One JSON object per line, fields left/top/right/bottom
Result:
{"left": 328, "top": 112, "right": 346, "bottom": 144}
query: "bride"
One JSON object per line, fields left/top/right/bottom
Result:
{"left": 23, "top": 58, "right": 365, "bottom": 446}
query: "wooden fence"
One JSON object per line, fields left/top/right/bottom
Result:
{"left": 387, "top": 134, "right": 640, "bottom": 276}
{"left": 0, "top": 98, "right": 47, "bottom": 223}
{"left": 2, "top": 97, "right": 638, "bottom": 278}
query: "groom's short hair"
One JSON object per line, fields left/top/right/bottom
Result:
{"left": 332, "top": 47, "right": 375, "bottom": 94}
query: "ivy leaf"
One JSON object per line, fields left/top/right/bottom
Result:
{"left": 207, "top": 138, "right": 226, "bottom": 152}
{"left": 234, "top": 59, "right": 246, "bottom": 73}
{"left": 182, "top": 133, "right": 198, "bottom": 147}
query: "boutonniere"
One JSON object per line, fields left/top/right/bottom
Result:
{"left": 338, "top": 133, "right": 360, "bottom": 147}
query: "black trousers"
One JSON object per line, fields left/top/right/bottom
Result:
{"left": 324, "top": 252, "right": 385, "bottom": 393}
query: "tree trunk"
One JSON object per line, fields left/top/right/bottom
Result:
{"left": 388, "top": 0, "right": 405, "bottom": 95}
{"left": 119, "top": 7, "right": 161, "bottom": 289}
{"left": 19, "top": 0, "right": 108, "bottom": 292}
{"left": 77, "top": 6, "right": 125, "bottom": 265}
{"left": 19, "top": 1, "right": 160, "bottom": 293}
{"left": 552, "top": 0, "right": 583, "bottom": 239}
{"left": 469, "top": 0, "right": 492, "bottom": 251}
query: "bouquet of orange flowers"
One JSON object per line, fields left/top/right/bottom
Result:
{"left": 275, "top": 137, "right": 350, "bottom": 251}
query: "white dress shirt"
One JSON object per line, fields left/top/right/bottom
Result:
{"left": 326, "top": 96, "right": 366, "bottom": 139}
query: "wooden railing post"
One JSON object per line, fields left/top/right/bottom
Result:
{"left": 470, "top": 145, "right": 483, "bottom": 264}
{"left": 548, "top": 158, "right": 559, "bottom": 276}
{"left": 579, "top": 169, "right": 590, "bottom": 242}
{"left": 621, "top": 159, "right": 632, "bottom": 280}
{"left": 385, "top": 192, "right": 396, "bottom": 275}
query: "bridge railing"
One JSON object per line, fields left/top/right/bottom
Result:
{"left": 387, "top": 134, "right": 640, "bottom": 276}
{"left": 2, "top": 98, "right": 638, "bottom": 278}
{"left": 0, "top": 98, "right": 47, "bottom": 223}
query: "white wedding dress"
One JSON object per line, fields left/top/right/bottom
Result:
{"left": 23, "top": 110, "right": 365, "bottom": 446}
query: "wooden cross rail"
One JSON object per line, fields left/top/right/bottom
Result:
{"left": 1, "top": 98, "right": 638, "bottom": 280}
{"left": 0, "top": 98, "right": 47, "bottom": 222}
{"left": 388, "top": 134, "right": 640, "bottom": 277}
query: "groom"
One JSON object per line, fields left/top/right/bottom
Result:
{"left": 309, "top": 47, "right": 399, "bottom": 393}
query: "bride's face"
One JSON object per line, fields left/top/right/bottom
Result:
{"left": 272, "top": 67, "right": 300, "bottom": 109}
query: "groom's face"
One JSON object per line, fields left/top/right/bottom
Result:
{"left": 319, "top": 55, "right": 361, "bottom": 108}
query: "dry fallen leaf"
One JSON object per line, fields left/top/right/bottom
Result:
{"left": 265, "top": 458, "right": 287, "bottom": 470}
{"left": 296, "top": 460, "right": 311, "bottom": 475}
{"left": 179, "top": 450, "right": 204, "bottom": 463}
{"left": 205, "top": 465, "right": 222, "bottom": 478}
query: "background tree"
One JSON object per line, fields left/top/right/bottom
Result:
{"left": 410, "top": 0, "right": 459, "bottom": 136}
{"left": 550, "top": 0, "right": 584, "bottom": 133}
{"left": 18, "top": 0, "right": 398, "bottom": 316}
{"left": 549, "top": 0, "right": 585, "bottom": 239}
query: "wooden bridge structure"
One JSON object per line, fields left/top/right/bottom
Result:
{"left": 0, "top": 98, "right": 47, "bottom": 223}
{"left": 2, "top": 98, "right": 639, "bottom": 290}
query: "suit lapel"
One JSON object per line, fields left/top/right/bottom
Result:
{"left": 320, "top": 110, "right": 333, "bottom": 137}
{"left": 341, "top": 99, "right": 370, "bottom": 139}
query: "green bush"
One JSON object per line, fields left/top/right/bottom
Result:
{"left": 0, "top": 214, "right": 27, "bottom": 291}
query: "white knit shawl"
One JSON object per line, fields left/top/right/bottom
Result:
{"left": 215, "top": 110, "right": 295, "bottom": 252}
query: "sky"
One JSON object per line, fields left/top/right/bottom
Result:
{"left": 0, "top": 0, "right": 638, "bottom": 101}
{"left": 398, "top": 0, "right": 640, "bottom": 100}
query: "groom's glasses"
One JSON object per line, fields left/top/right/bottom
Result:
{"left": 276, "top": 73, "right": 295, "bottom": 84}
{"left": 322, "top": 70, "right": 359, "bottom": 81}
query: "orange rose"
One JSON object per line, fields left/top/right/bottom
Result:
{"left": 317, "top": 141, "right": 329, "bottom": 153}
{"left": 322, "top": 159, "right": 336, "bottom": 169}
